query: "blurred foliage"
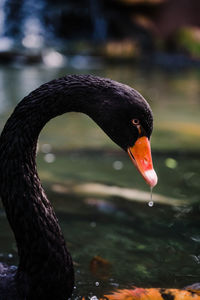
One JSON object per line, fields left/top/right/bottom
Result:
{"left": 2, "top": 0, "right": 200, "bottom": 63}
{"left": 177, "top": 27, "right": 200, "bottom": 58}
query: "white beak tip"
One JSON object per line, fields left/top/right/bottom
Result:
{"left": 144, "top": 169, "right": 158, "bottom": 187}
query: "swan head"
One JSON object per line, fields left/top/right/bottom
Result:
{"left": 91, "top": 79, "right": 157, "bottom": 187}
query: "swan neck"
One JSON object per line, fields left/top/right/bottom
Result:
{"left": 0, "top": 76, "right": 99, "bottom": 299}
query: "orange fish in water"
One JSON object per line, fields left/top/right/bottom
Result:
{"left": 102, "top": 286, "right": 200, "bottom": 300}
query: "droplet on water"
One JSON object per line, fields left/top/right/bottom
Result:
{"left": 10, "top": 265, "right": 17, "bottom": 271}
{"left": 90, "top": 222, "right": 96, "bottom": 228}
{"left": 44, "top": 153, "right": 55, "bottom": 163}
{"left": 191, "top": 236, "right": 200, "bottom": 243}
{"left": 95, "top": 281, "right": 100, "bottom": 287}
{"left": 165, "top": 158, "right": 178, "bottom": 169}
{"left": 148, "top": 201, "right": 154, "bottom": 207}
{"left": 113, "top": 160, "right": 123, "bottom": 170}
{"left": 90, "top": 296, "right": 98, "bottom": 300}
{"left": 191, "top": 255, "right": 200, "bottom": 264}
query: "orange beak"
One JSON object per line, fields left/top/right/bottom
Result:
{"left": 127, "top": 136, "right": 158, "bottom": 187}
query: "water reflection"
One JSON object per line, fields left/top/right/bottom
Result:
{"left": 44, "top": 153, "right": 55, "bottom": 163}
{"left": 0, "top": 64, "right": 200, "bottom": 151}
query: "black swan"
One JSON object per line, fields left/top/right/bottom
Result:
{"left": 0, "top": 74, "right": 157, "bottom": 300}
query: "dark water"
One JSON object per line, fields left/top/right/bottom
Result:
{"left": 0, "top": 64, "right": 200, "bottom": 298}
{"left": 39, "top": 151, "right": 200, "bottom": 295}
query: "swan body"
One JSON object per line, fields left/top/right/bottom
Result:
{"left": 0, "top": 75, "right": 156, "bottom": 299}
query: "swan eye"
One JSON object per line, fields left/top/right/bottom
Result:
{"left": 132, "top": 119, "right": 140, "bottom": 125}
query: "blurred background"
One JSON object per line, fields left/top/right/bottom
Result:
{"left": 0, "top": 0, "right": 200, "bottom": 298}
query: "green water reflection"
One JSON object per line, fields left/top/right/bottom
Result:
{"left": 0, "top": 64, "right": 200, "bottom": 298}
{"left": 1, "top": 64, "right": 200, "bottom": 151}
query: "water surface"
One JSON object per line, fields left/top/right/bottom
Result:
{"left": 0, "top": 63, "right": 200, "bottom": 298}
